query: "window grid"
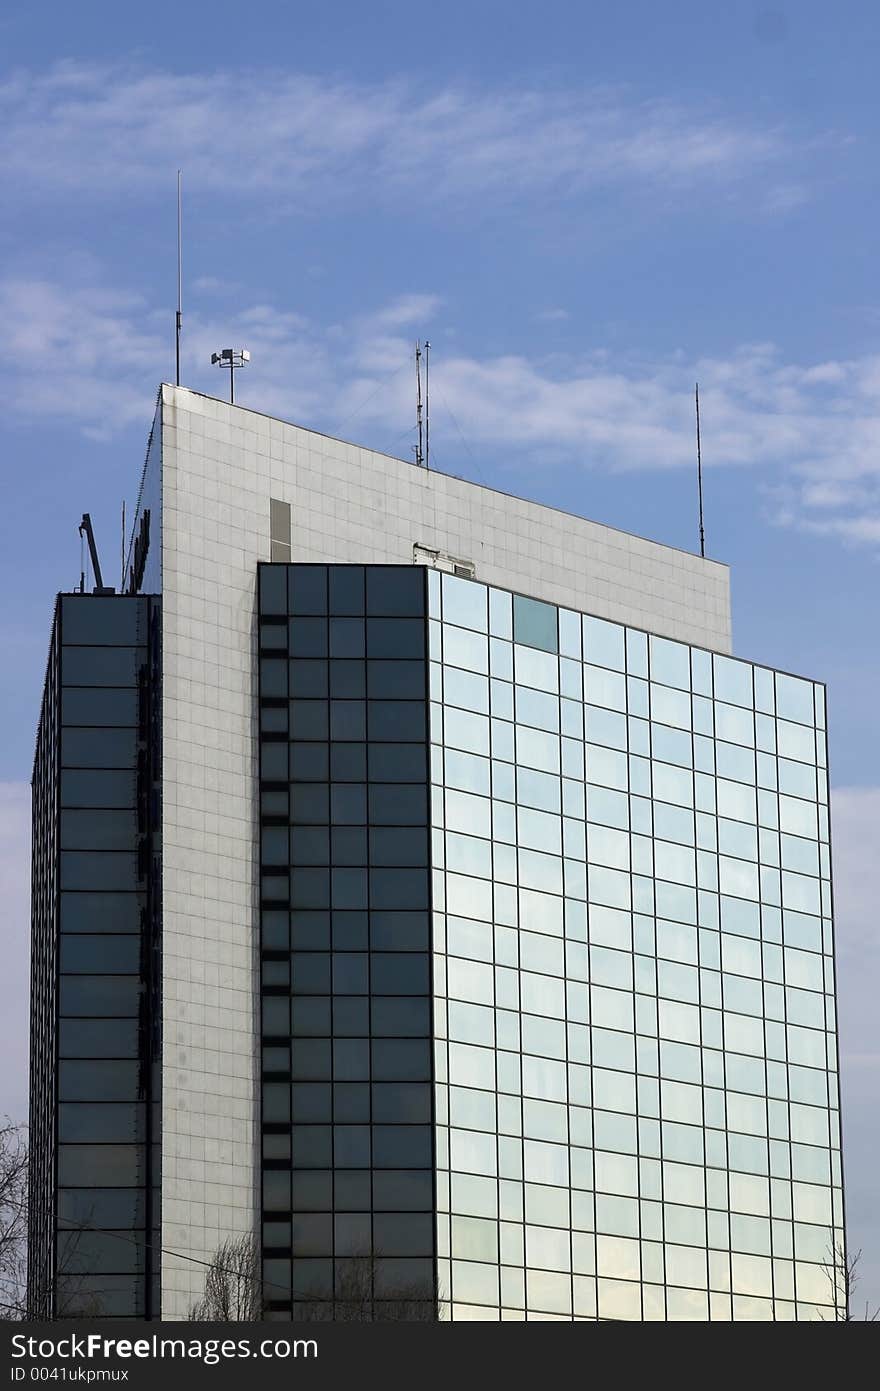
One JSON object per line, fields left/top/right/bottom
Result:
{"left": 258, "top": 564, "right": 437, "bottom": 1321}
{"left": 430, "top": 571, "right": 841, "bottom": 1322}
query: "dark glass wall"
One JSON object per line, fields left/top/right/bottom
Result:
{"left": 258, "top": 564, "right": 436, "bottom": 1319}
{"left": 29, "top": 595, "right": 161, "bottom": 1318}
{"left": 125, "top": 389, "right": 161, "bottom": 596}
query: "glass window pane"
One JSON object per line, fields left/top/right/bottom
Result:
{"left": 513, "top": 596, "right": 557, "bottom": 653}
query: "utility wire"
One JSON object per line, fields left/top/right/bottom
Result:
{"left": 52, "top": 1216, "right": 435, "bottom": 1309}
{"left": 331, "top": 362, "right": 410, "bottom": 439}
{"left": 54, "top": 1221, "right": 304, "bottom": 1301}
{"left": 436, "top": 389, "right": 491, "bottom": 489}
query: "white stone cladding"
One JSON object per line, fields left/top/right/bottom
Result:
{"left": 156, "top": 384, "right": 731, "bottom": 1316}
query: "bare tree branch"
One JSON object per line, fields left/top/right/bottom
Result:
{"left": 821, "top": 1240, "right": 880, "bottom": 1321}
{"left": 0, "top": 1119, "right": 28, "bottom": 1320}
{"left": 189, "top": 1235, "right": 264, "bottom": 1321}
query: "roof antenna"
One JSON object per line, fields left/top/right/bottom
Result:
{"left": 424, "top": 340, "right": 431, "bottom": 471}
{"left": 176, "top": 171, "right": 183, "bottom": 386}
{"left": 414, "top": 342, "right": 424, "bottom": 467}
{"left": 695, "top": 381, "right": 706, "bottom": 558}
{"left": 121, "top": 500, "right": 126, "bottom": 591}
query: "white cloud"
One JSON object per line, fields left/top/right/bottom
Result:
{"left": 0, "top": 783, "right": 30, "bottom": 1124}
{"left": 0, "top": 62, "right": 804, "bottom": 212}
{"left": 2, "top": 274, "right": 880, "bottom": 542}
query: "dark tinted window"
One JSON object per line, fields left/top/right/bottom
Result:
{"left": 60, "top": 935, "right": 141, "bottom": 974}
{"left": 290, "top": 954, "right": 331, "bottom": 993}
{"left": 368, "top": 701, "right": 426, "bottom": 742}
{"left": 59, "top": 1104, "right": 144, "bottom": 1143}
{"left": 61, "top": 599, "right": 144, "bottom": 646}
{"left": 333, "top": 955, "right": 369, "bottom": 994}
{"left": 370, "top": 912, "right": 430, "bottom": 951}
{"left": 329, "top": 568, "right": 365, "bottom": 615}
{"left": 61, "top": 689, "right": 139, "bottom": 727}
{"left": 288, "top": 567, "right": 327, "bottom": 615}
{"left": 59, "top": 977, "right": 141, "bottom": 1018}
{"left": 367, "top": 660, "right": 425, "bottom": 699}
{"left": 332, "top": 998, "right": 369, "bottom": 1035}
{"left": 290, "top": 867, "right": 330, "bottom": 912}
{"left": 290, "top": 785, "right": 329, "bottom": 824}
{"left": 290, "top": 745, "right": 329, "bottom": 782}
{"left": 366, "top": 618, "right": 425, "bottom": 659}
{"left": 371, "top": 1126, "right": 431, "bottom": 1167}
{"left": 331, "top": 868, "right": 368, "bottom": 911}
{"left": 290, "top": 702, "right": 328, "bottom": 740}
{"left": 60, "top": 852, "right": 138, "bottom": 892}
{"left": 365, "top": 568, "right": 425, "bottom": 617}
{"left": 290, "top": 912, "right": 331, "bottom": 949}
{"left": 368, "top": 744, "right": 427, "bottom": 783}
{"left": 370, "top": 1039, "right": 431, "bottom": 1079}
{"left": 372, "top": 1170, "right": 432, "bottom": 1210}
{"left": 62, "top": 647, "right": 141, "bottom": 686}
{"left": 329, "top": 661, "right": 365, "bottom": 698}
{"left": 58, "top": 1019, "right": 139, "bottom": 1058}
{"left": 290, "top": 998, "right": 331, "bottom": 1035}
{"left": 259, "top": 622, "right": 288, "bottom": 652}
{"left": 369, "top": 828, "right": 429, "bottom": 866}
{"left": 332, "top": 911, "right": 368, "bottom": 950}
{"left": 292, "top": 1086, "right": 331, "bottom": 1123}
{"left": 259, "top": 566, "right": 288, "bottom": 615}
{"left": 289, "top": 661, "right": 328, "bottom": 698}
{"left": 330, "top": 1174, "right": 369, "bottom": 1207}
{"left": 291, "top": 828, "right": 330, "bottom": 865}
{"left": 328, "top": 619, "right": 364, "bottom": 659}
{"left": 57, "top": 1145, "right": 143, "bottom": 1185}
{"left": 330, "top": 701, "right": 366, "bottom": 741}
{"left": 60, "top": 810, "right": 138, "bottom": 852}
{"left": 61, "top": 771, "right": 136, "bottom": 809}
{"left": 58, "top": 1062, "right": 140, "bottom": 1102}
{"left": 373, "top": 1211, "right": 433, "bottom": 1253}
{"left": 333, "top": 1084, "right": 369, "bottom": 1122}
{"left": 371, "top": 955, "right": 429, "bottom": 995}
{"left": 290, "top": 618, "right": 327, "bottom": 658}
{"left": 61, "top": 729, "right": 138, "bottom": 769}
{"left": 60, "top": 893, "right": 142, "bottom": 934}
{"left": 260, "top": 659, "right": 288, "bottom": 697}
{"left": 58, "top": 1188, "right": 145, "bottom": 1227}
{"left": 371, "top": 1083, "right": 431, "bottom": 1123}
{"left": 368, "top": 785, "right": 427, "bottom": 825}
{"left": 329, "top": 745, "right": 366, "bottom": 781}
{"left": 330, "top": 784, "right": 366, "bottom": 825}
{"left": 371, "top": 998, "right": 431, "bottom": 1035}
{"left": 369, "top": 868, "right": 429, "bottom": 910}
{"left": 331, "top": 828, "right": 367, "bottom": 866}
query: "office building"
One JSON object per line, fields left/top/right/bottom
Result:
{"left": 30, "top": 383, "right": 845, "bottom": 1320}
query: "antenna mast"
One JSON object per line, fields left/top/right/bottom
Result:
{"left": 424, "top": 340, "right": 431, "bottom": 471}
{"left": 695, "top": 381, "right": 706, "bottom": 559}
{"left": 176, "top": 171, "right": 183, "bottom": 386}
{"left": 415, "top": 343, "right": 424, "bottom": 467}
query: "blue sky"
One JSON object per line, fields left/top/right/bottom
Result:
{"left": 1, "top": 0, "right": 878, "bottom": 1314}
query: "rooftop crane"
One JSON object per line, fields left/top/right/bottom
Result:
{"left": 78, "top": 513, "right": 116, "bottom": 595}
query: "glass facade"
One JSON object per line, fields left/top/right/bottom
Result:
{"left": 31, "top": 558, "right": 844, "bottom": 1322}
{"left": 29, "top": 595, "right": 162, "bottom": 1318}
{"left": 428, "top": 571, "right": 844, "bottom": 1321}
{"left": 258, "top": 564, "right": 436, "bottom": 1319}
